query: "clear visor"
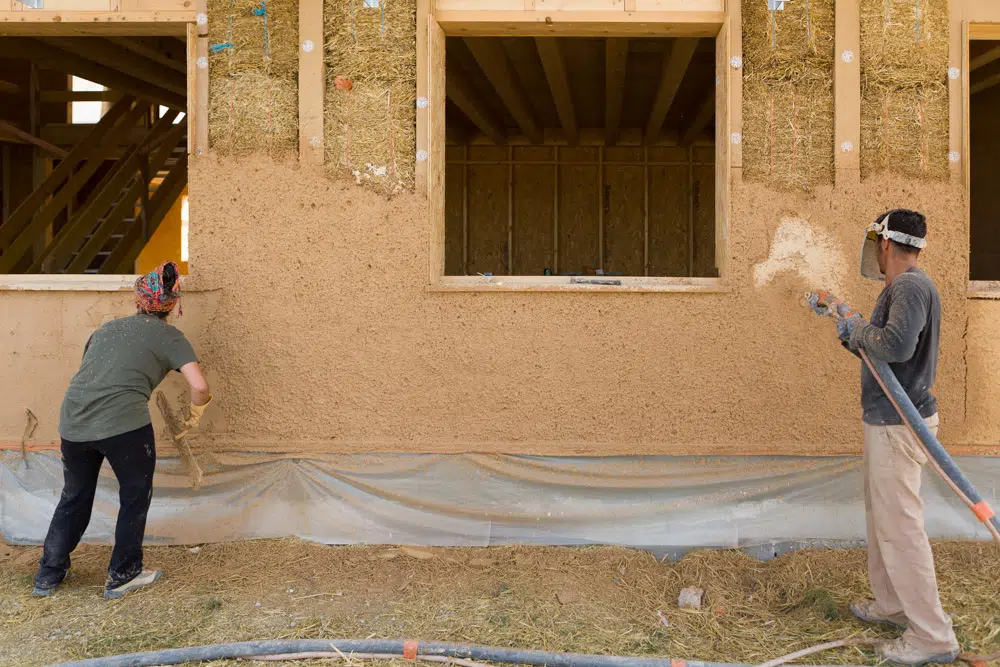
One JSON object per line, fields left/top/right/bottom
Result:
{"left": 860, "top": 232, "right": 885, "bottom": 281}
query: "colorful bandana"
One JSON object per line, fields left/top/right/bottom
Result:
{"left": 135, "top": 261, "right": 181, "bottom": 315}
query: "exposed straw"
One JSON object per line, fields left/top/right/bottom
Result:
{"left": 324, "top": 0, "right": 417, "bottom": 195}
{"left": 208, "top": 0, "right": 300, "bottom": 77}
{"left": 860, "top": 0, "right": 949, "bottom": 179}
{"left": 210, "top": 71, "right": 299, "bottom": 156}
{"left": 742, "top": 0, "right": 835, "bottom": 190}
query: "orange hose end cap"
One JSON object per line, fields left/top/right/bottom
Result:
{"left": 403, "top": 641, "right": 419, "bottom": 660}
{"left": 671, "top": 659, "right": 687, "bottom": 667}
{"left": 972, "top": 501, "right": 996, "bottom": 522}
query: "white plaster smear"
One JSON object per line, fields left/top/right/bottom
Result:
{"left": 753, "top": 217, "right": 846, "bottom": 293}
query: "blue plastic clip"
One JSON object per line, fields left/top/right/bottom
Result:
{"left": 210, "top": 42, "right": 233, "bottom": 54}
{"left": 252, "top": 0, "right": 266, "bottom": 16}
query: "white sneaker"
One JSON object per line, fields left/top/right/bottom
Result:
{"left": 876, "top": 638, "right": 960, "bottom": 666}
{"left": 104, "top": 570, "right": 162, "bottom": 599}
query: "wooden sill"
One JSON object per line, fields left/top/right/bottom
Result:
{"left": 0, "top": 274, "right": 190, "bottom": 292}
{"left": 429, "top": 276, "right": 729, "bottom": 293}
{"left": 968, "top": 280, "right": 1000, "bottom": 299}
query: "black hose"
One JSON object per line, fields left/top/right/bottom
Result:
{"left": 47, "top": 639, "right": 862, "bottom": 667}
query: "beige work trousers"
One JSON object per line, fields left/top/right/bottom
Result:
{"left": 863, "top": 413, "right": 958, "bottom": 654}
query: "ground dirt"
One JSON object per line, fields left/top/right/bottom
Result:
{"left": 1, "top": 540, "right": 998, "bottom": 667}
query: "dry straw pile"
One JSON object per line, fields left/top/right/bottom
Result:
{"left": 860, "top": 0, "right": 949, "bottom": 179}
{"left": 742, "top": 0, "right": 835, "bottom": 190}
{"left": 207, "top": 0, "right": 300, "bottom": 156}
{"left": 324, "top": 0, "right": 417, "bottom": 196}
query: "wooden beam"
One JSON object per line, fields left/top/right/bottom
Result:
{"left": 835, "top": 0, "right": 860, "bottom": 185}
{"left": 604, "top": 37, "right": 627, "bottom": 146}
{"left": 0, "top": 38, "right": 185, "bottom": 110}
{"left": 971, "top": 44, "right": 1000, "bottom": 72}
{"left": 106, "top": 37, "right": 187, "bottom": 74}
{"left": 299, "top": 0, "right": 325, "bottom": 165}
{"left": 194, "top": 35, "right": 208, "bottom": 154}
{"left": 971, "top": 71, "right": 1000, "bottom": 95}
{"left": 535, "top": 37, "right": 578, "bottom": 145}
{"left": 0, "top": 80, "right": 20, "bottom": 95}
{"left": 0, "top": 120, "right": 68, "bottom": 158}
{"left": 714, "top": 20, "right": 728, "bottom": 280}
{"left": 39, "top": 37, "right": 187, "bottom": 96}
{"left": 415, "top": 0, "right": 429, "bottom": 195}
{"left": 39, "top": 123, "right": 148, "bottom": 147}
{"left": 436, "top": 11, "right": 724, "bottom": 37}
{"left": 644, "top": 38, "right": 697, "bottom": 144}
{"left": 0, "top": 14, "right": 192, "bottom": 36}
{"left": 464, "top": 37, "right": 541, "bottom": 143}
{"left": 40, "top": 90, "right": 122, "bottom": 102}
{"left": 429, "top": 17, "right": 447, "bottom": 283}
{"left": 969, "top": 24, "right": 1000, "bottom": 41}
{"left": 446, "top": 64, "right": 506, "bottom": 145}
{"left": 678, "top": 92, "right": 713, "bottom": 146}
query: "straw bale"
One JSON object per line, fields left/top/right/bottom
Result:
{"left": 741, "top": 0, "right": 835, "bottom": 190}
{"left": 859, "top": 0, "right": 949, "bottom": 179}
{"left": 742, "top": 78, "right": 834, "bottom": 190}
{"left": 209, "top": 71, "right": 299, "bottom": 156}
{"left": 860, "top": 83, "right": 948, "bottom": 179}
{"left": 324, "top": 0, "right": 417, "bottom": 195}
{"left": 207, "top": 0, "right": 300, "bottom": 77}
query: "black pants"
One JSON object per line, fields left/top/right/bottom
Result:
{"left": 34, "top": 424, "right": 156, "bottom": 590}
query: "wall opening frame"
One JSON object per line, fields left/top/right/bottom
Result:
{"left": 421, "top": 7, "right": 731, "bottom": 293}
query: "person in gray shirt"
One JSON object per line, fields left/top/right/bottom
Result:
{"left": 33, "top": 262, "right": 212, "bottom": 600}
{"left": 824, "top": 210, "right": 958, "bottom": 667}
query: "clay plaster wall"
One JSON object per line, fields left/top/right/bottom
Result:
{"left": 3, "top": 157, "right": 998, "bottom": 456}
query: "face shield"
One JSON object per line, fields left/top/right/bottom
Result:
{"left": 860, "top": 214, "right": 927, "bottom": 281}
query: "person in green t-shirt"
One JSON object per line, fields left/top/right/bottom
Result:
{"left": 33, "top": 261, "right": 212, "bottom": 600}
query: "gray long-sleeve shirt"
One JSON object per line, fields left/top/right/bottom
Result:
{"left": 847, "top": 267, "right": 940, "bottom": 425}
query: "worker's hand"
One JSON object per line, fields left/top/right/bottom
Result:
{"left": 836, "top": 313, "right": 863, "bottom": 342}
{"left": 175, "top": 397, "right": 212, "bottom": 441}
{"left": 807, "top": 291, "right": 837, "bottom": 317}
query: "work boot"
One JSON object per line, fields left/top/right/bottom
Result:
{"left": 32, "top": 569, "right": 68, "bottom": 597}
{"left": 850, "top": 599, "right": 908, "bottom": 630}
{"left": 876, "top": 638, "right": 959, "bottom": 666}
{"left": 103, "top": 569, "right": 162, "bottom": 599}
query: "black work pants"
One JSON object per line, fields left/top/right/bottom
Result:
{"left": 34, "top": 424, "right": 156, "bottom": 590}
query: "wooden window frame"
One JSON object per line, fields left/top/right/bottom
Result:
{"left": 420, "top": 5, "right": 733, "bottom": 293}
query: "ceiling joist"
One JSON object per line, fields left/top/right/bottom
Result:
{"left": 645, "top": 38, "right": 698, "bottom": 144}
{"left": 107, "top": 36, "right": 187, "bottom": 75}
{"left": 679, "top": 93, "right": 714, "bottom": 146}
{"left": 447, "top": 64, "right": 507, "bottom": 145}
{"left": 534, "top": 38, "right": 578, "bottom": 146}
{"left": 464, "top": 37, "right": 542, "bottom": 144}
{"left": 39, "top": 37, "right": 187, "bottom": 96}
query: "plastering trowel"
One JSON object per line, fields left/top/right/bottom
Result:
{"left": 155, "top": 391, "right": 204, "bottom": 490}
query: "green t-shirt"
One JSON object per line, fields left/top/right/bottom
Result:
{"left": 59, "top": 314, "right": 198, "bottom": 442}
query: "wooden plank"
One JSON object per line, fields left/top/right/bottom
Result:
{"left": 727, "top": 0, "right": 740, "bottom": 173}
{"left": 963, "top": 20, "right": 970, "bottom": 191}
{"left": 196, "top": 0, "right": 207, "bottom": 36}
{"left": 633, "top": 0, "right": 722, "bottom": 8}
{"left": 186, "top": 21, "right": 195, "bottom": 155}
{"left": 714, "top": 19, "right": 727, "bottom": 279}
{"left": 968, "top": 24, "right": 1000, "bottom": 40}
{"left": 0, "top": 96, "right": 137, "bottom": 251}
{"left": 834, "top": 0, "right": 860, "bottom": 184}
{"left": 299, "top": 0, "right": 325, "bottom": 165}
{"left": 465, "top": 37, "right": 541, "bottom": 143}
{"left": 40, "top": 90, "right": 121, "bottom": 102}
{"left": 415, "top": 0, "right": 429, "bottom": 195}
{"left": 120, "top": 0, "right": 194, "bottom": 9}
{"left": 445, "top": 161, "right": 465, "bottom": 274}
{"left": 106, "top": 36, "right": 187, "bottom": 74}
{"left": 0, "top": 119, "right": 67, "bottom": 157}
{"left": 40, "top": 37, "right": 187, "bottom": 95}
{"left": 429, "top": 16, "right": 446, "bottom": 283}
{"left": 679, "top": 91, "right": 713, "bottom": 146}
{"left": 447, "top": 63, "right": 506, "bottom": 144}
{"left": 437, "top": 11, "right": 724, "bottom": 36}
{"left": 39, "top": 122, "right": 147, "bottom": 146}
{"left": 0, "top": 13, "right": 194, "bottom": 35}
{"left": 644, "top": 37, "right": 697, "bottom": 143}
{"left": 0, "top": 38, "right": 184, "bottom": 109}
{"left": 535, "top": 0, "right": 623, "bottom": 10}
{"left": 194, "top": 34, "right": 208, "bottom": 154}
{"left": 604, "top": 37, "right": 627, "bottom": 146}
{"left": 535, "top": 37, "right": 578, "bottom": 145}
{"left": 14, "top": 0, "right": 114, "bottom": 8}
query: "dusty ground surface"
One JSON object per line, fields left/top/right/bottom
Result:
{"left": 1, "top": 540, "right": 998, "bottom": 667}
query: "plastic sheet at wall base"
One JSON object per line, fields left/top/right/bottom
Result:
{"left": 2, "top": 451, "right": 998, "bottom": 550}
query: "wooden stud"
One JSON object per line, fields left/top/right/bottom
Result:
{"left": 186, "top": 21, "right": 196, "bottom": 155}
{"left": 299, "top": 0, "right": 325, "bottom": 165}
{"left": 834, "top": 0, "right": 860, "bottom": 186}
{"left": 416, "top": 0, "right": 429, "bottom": 195}
{"left": 553, "top": 144, "right": 559, "bottom": 274}
{"left": 643, "top": 145, "right": 648, "bottom": 277}
{"left": 1, "top": 146, "right": 9, "bottom": 224}
{"left": 0, "top": 38, "right": 185, "bottom": 109}
{"left": 435, "top": 11, "right": 724, "bottom": 37}
{"left": 447, "top": 64, "right": 506, "bottom": 144}
{"left": 604, "top": 37, "right": 627, "bottom": 146}
{"left": 644, "top": 38, "right": 697, "bottom": 144}
{"left": 727, "top": 0, "right": 740, "bottom": 174}
{"left": 948, "top": 4, "right": 963, "bottom": 185}
{"left": 507, "top": 144, "right": 514, "bottom": 274}
{"left": 963, "top": 20, "right": 970, "bottom": 190}
{"left": 107, "top": 37, "right": 187, "bottom": 74}
{"left": 464, "top": 37, "right": 542, "bottom": 143}
{"left": 535, "top": 37, "right": 578, "bottom": 145}
{"left": 679, "top": 91, "right": 714, "bottom": 146}
{"left": 597, "top": 144, "right": 603, "bottom": 270}
{"left": 462, "top": 145, "right": 468, "bottom": 274}
{"left": 194, "top": 34, "right": 209, "bottom": 155}
{"left": 714, "top": 18, "right": 728, "bottom": 280}
{"left": 196, "top": 0, "right": 208, "bottom": 36}
{"left": 428, "top": 16, "right": 447, "bottom": 283}
{"left": 40, "top": 37, "right": 187, "bottom": 95}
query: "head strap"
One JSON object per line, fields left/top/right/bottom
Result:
{"left": 870, "top": 213, "right": 926, "bottom": 249}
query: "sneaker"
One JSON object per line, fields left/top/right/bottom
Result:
{"left": 876, "top": 638, "right": 959, "bottom": 666}
{"left": 103, "top": 570, "right": 162, "bottom": 599}
{"left": 850, "top": 599, "right": 909, "bottom": 631}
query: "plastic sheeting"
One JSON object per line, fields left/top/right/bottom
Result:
{"left": 2, "top": 451, "right": 998, "bottom": 551}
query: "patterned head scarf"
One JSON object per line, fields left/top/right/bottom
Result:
{"left": 135, "top": 261, "right": 182, "bottom": 315}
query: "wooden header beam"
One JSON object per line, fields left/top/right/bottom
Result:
{"left": 535, "top": 37, "right": 578, "bottom": 146}
{"left": 436, "top": 11, "right": 724, "bottom": 37}
{"left": 0, "top": 13, "right": 192, "bottom": 36}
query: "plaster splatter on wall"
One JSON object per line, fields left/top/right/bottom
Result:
{"left": 753, "top": 217, "right": 846, "bottom": 292}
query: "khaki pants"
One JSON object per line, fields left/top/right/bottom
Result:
{"left": 864, "top": 413, "right": 958, "bottom": 653}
